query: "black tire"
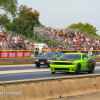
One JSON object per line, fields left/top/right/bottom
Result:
{"left": 51, "top": 72, "right": 55, "bottom": 74}
{"left": 47, "top": 65, "right": 50, "bottom": 67}
{"left": 36, "top": 64, "right": 40, "bottom": 67}
{"left": 76, "top": 64, "right": 81, "bottom": 74}
{"left": 88, "top": 63, "right": 94, "bottom": 73}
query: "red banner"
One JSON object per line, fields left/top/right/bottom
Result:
{"left": 0, "top": 51, "right": 31, "bottom": 58}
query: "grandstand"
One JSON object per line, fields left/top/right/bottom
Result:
{"left": 0, "top": 29, "right": 36, "bottom": 50}
{"left": 0, "top": 26, "right": 99, "bottom": 57}
{"left": 34, "top": 27, "right": 100, "bottom": 49}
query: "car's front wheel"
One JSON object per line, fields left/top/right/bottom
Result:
{"left": 36, "top": 64, "right": 40, "bottom": 67}
{"left": 76, "top": 64, "right": 81, "bottom": 74}
{"left": 47, "top": 65, "right": 50, "bottom": 67}
{"left": 88, "top": 63, "right": 94, "bottom": 73}
{"left": 51, "top": 72, "right": 55, "bottom": 74}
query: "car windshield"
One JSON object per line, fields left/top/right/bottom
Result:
{"left": 41, "top": 52, "right": 57, "bottom": 57}
{"left": 60, "top": 54, "right": 81, "bottom": 60}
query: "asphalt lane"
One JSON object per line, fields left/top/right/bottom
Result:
{"left": 0, "top": 63, "right": 100, "bottom": 71}
{"left": 53, "top": 92, "right": 100, "bottom": 100}
{"left": 1, "top": 69, "right": 100, "bottom": 82}
{"left": 0, "top": 63, "right": 100, "bottom": 82}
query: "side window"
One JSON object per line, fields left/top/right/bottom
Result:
{"left": 57, "top": 52, "right": 63, "bottom": 57}
{"left": 82, "top": 55, "right": 89, "bottom": 59}
{"left": 59, "top": 52, "right": 63, "bottom": 57}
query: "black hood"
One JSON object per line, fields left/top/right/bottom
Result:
{"left": 36, "top": 57, "right": 57, "bottom": 60}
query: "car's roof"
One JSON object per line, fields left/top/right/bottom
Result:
{"left": 45, "top": 51, "right": 62, "bottom": 53}
{"left": 64, "top": 52, "right": 87, "bottom": 55}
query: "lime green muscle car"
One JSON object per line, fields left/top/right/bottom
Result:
{"left": 50, "top": 53, "right": 96, "bottom": 74}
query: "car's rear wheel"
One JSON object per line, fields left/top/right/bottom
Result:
{"left": 36, "top": 64, "right": 40, "bottom": 67}
{"left": 76, "top": 64, "right": 81, "bottom": 74}
{"left": 88, "top": 63, "right": 94, "bottom": 73}
{"left": 51, "top": 72, "right": 55, "bottom": 74}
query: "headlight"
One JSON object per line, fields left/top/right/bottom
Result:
{"left": 50, "top": 62, "right": 54, "bottom": 64}
{"left": 47, "top": 60, "right": 51, "bottom": 62}
{"left": 35, "top": 59, "right": 39, "bottom": 61}
{"left": 69, "top": 63, "right": 74, "bottom": 65}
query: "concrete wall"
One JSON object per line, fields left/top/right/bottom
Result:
{"left": 93, "top": 57, "right": 100, "bottom": 62}
{"left": 0, "top": 76, "right": 100, "bottom": 100}
{"left": 0, "top": 58, "right": 35, "bottom": 65}
{"left": 0, "top": 57, "right": 99, "bottom": 65}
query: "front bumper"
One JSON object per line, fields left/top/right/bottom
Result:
{"left": 35, "top": 61, "right": 50, "bottom": 65}
{"left": 50, "top": 65, "right": 76, "bottom": 72}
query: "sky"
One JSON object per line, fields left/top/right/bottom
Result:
{"left": 10, "top": 0, "right": 100, "bottom": 35}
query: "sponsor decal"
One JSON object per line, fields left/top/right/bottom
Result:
{"left": 1, "top": 53, "right": 7, "bottom": 57}
{"left": 17, "top": 53, "right": 23, "bottom": 57}
{"left": 0, "top": 51, "right": 31, "bottom": 58}
{"left": 10, "top": 53, "right": 15, "bottom": 57}
{"left": 25, "top": 52, "right": 30, "bottom": 57}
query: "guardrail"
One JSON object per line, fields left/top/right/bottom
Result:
{"left": 0, "top": 50, "right": 99, "bottom": 57}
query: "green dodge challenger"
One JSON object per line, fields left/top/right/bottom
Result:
{"left": 50, "top": 53, "right": 96, "bottom": 74}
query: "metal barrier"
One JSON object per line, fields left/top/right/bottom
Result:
{"left": 0, "top": 44, "right": 33, "bottom": 50}
{"left": 0, "top": 50, "right": 99, "bottom": 57}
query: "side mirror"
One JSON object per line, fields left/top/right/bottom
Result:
{"left": 84, "top": 58, "right": 87, "bottom": 60}
{"left": 57, "top": 57, "right": 59, "bottom": 59}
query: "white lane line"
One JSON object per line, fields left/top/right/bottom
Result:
{"left": 0, "top": 64, "right": 36, "bottom": 67}
{"left": 95, "top": 67, "right": 100, "bottom": 69}
{"left": 0, "top": 62, "right": 100, "bottom": 67}
{"left": 0, "top": 69, "right": 50, "bottom": 74}
{"left": 96, "top": 62, "right": 100, "bottom": 64}
{"left": 0, "top": 66, "right": 100, "bottom": 75}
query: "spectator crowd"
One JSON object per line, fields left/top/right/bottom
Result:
{"left": 0, "top": 30, "right": 35, "bottom": 50}
{"left": 0, "top": 27, "right": 100, "bottom": 56}
{"left": 37, "top": 28, "right": 100, "bottom": 56}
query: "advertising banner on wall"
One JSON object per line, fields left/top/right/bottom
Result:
{"left": 0, "top": 51, "right": 31, "bottom": 58}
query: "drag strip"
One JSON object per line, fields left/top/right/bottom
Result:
{"left": 0, "top": 63, "right": 100, "bottom": 71}
{"left": 0, "top": 63, "right": 100, "bottom": 82}
{"left": 0, "top": 67, "right": 100, "bottom": 82}
{"left": 0, "top": 68, "right": 50, "bottom": 74}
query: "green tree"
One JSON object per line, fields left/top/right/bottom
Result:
{"left": 0, "top": 14, "right": 10, "bottom": 26}
{"left": 5, "top": 5, "right": 41, "bottom": 38}
{"left": 0, "top": 0, "right": 17, "bottom": 16}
